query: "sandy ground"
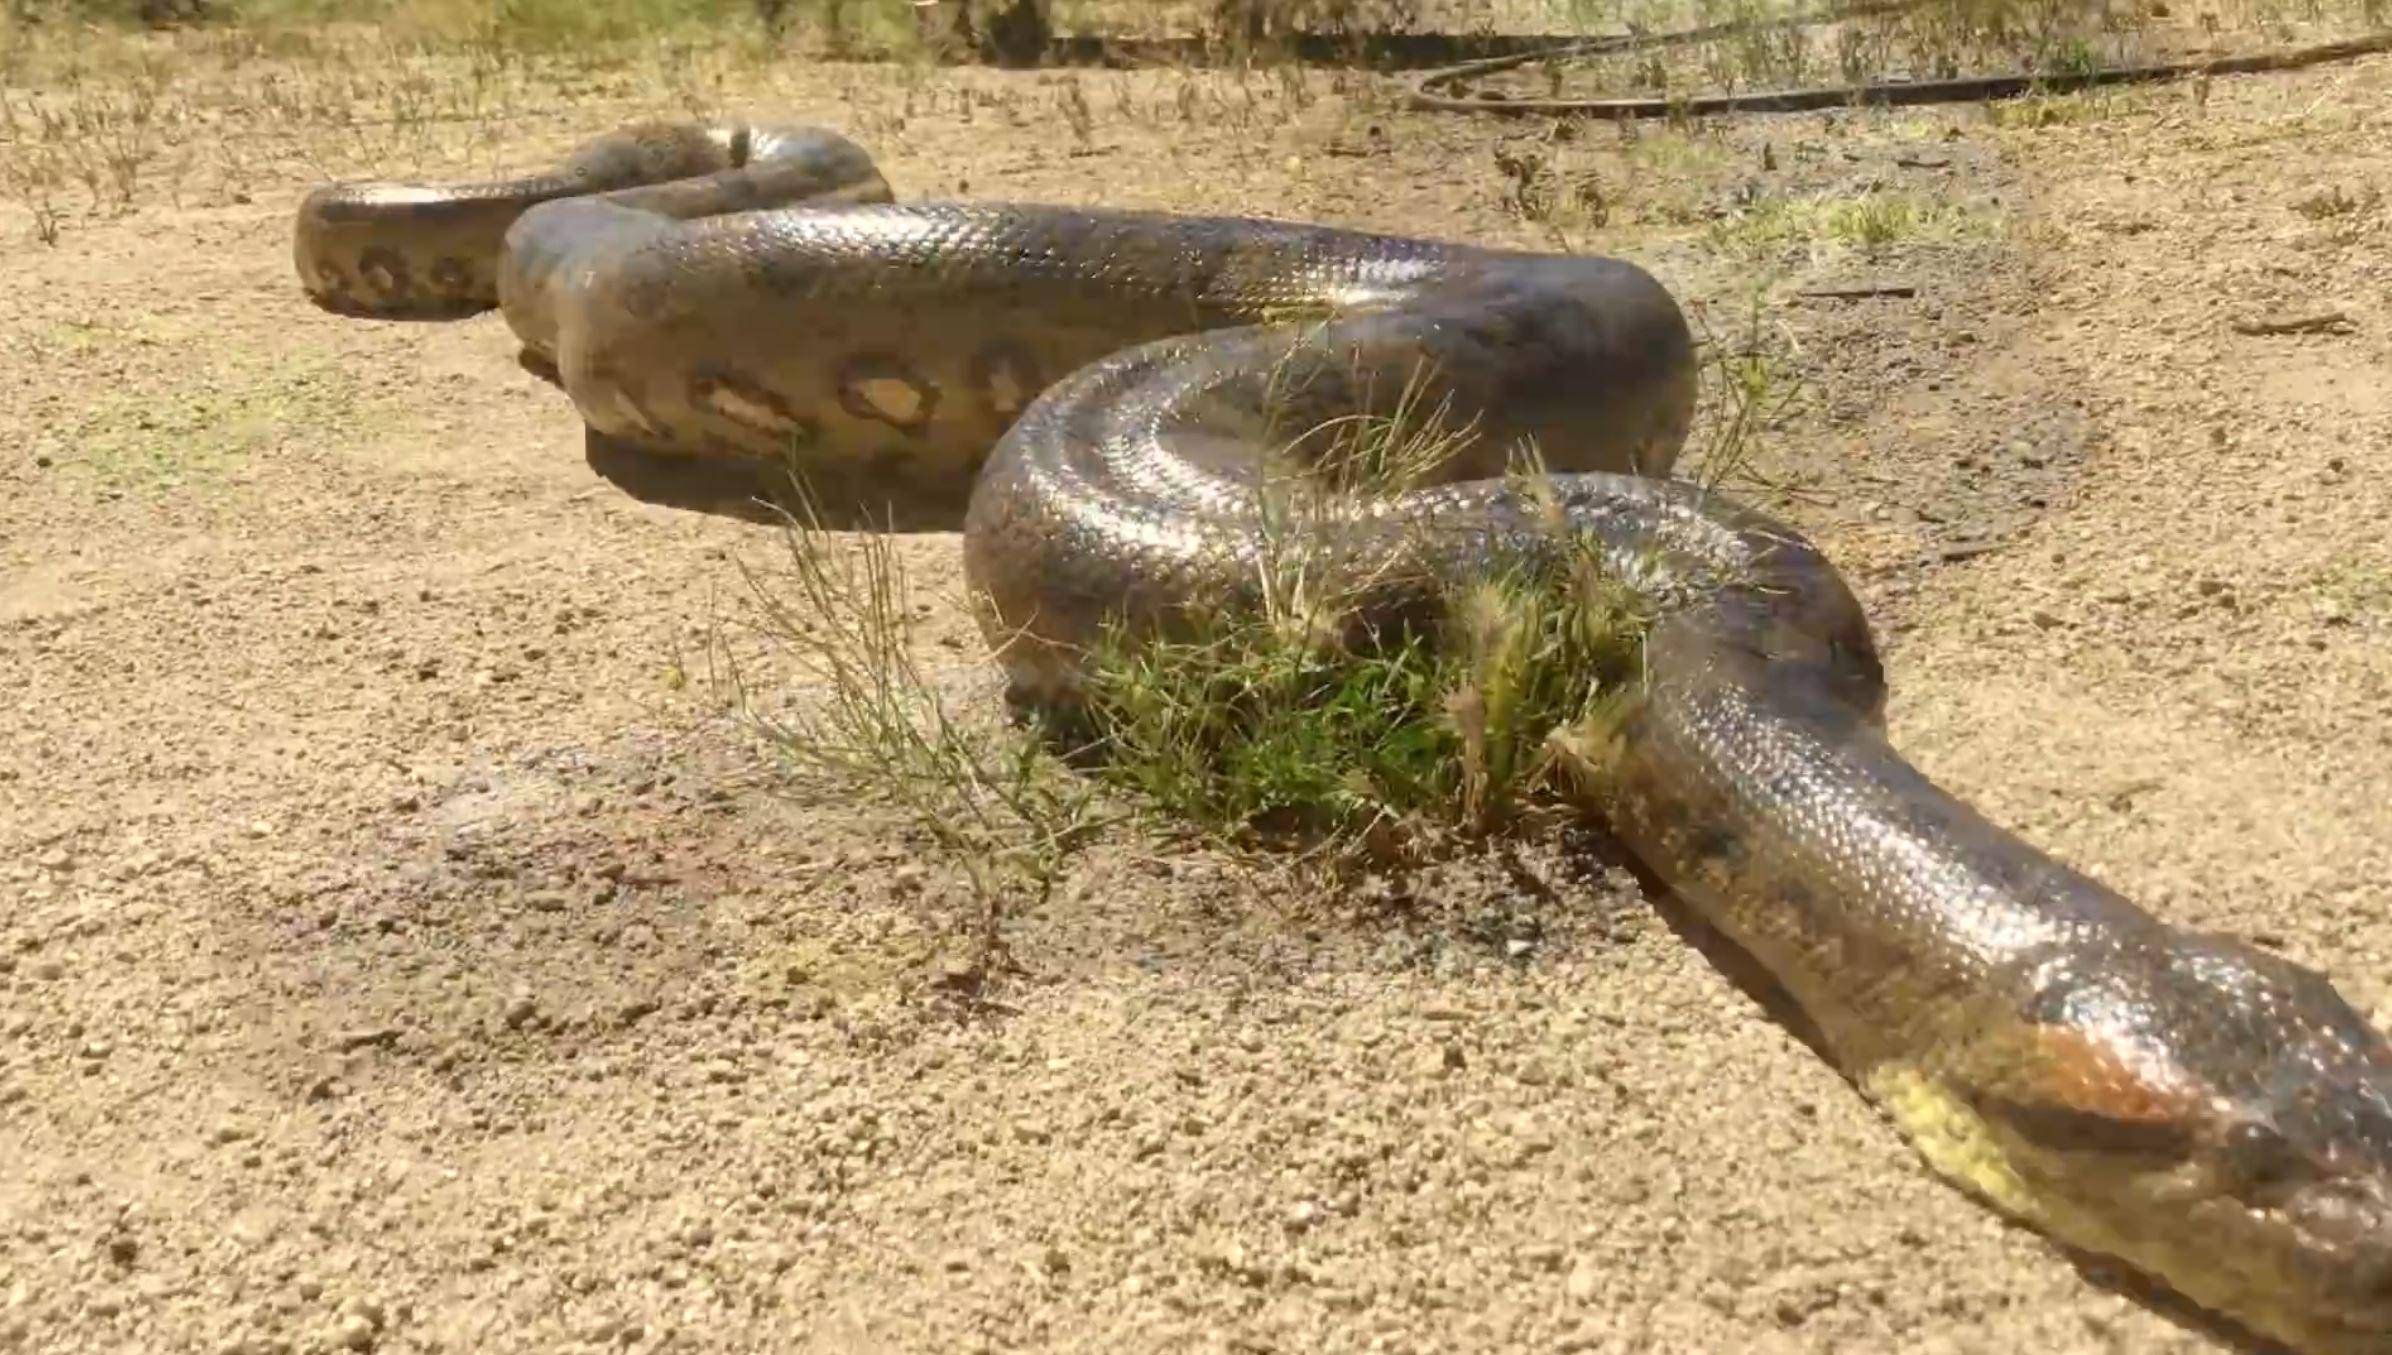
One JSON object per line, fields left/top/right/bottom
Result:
{"left": 4, "top": 26, "right": 2392, "bottom": 1355}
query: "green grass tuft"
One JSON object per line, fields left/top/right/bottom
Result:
{"left": 1076, "top": 540, "right": 1652, "bottom": 852}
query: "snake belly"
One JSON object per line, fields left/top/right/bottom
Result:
{"left": 295, "top": 120, "right": 2392, "bottom": 1354}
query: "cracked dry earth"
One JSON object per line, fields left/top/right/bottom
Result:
{"left": 5, "top": 38, "right": 2392, "bottom": 1355}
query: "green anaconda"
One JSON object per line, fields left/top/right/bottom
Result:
{"left": 294, "top": 120, "right": 2392, "bottom": 1354}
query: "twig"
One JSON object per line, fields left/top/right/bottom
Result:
{"left": 1795, "top": 282, "right": 1918, "bottom": 300}
{"left": 2229, "top": 311, "right": 2354, "bottom": 336}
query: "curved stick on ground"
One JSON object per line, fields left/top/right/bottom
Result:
{"left": 1407, "top": 28, "right": 2392, "bottom": 117}
{"left": 294, "top": 121, "right": 2392, "bottom": 1355}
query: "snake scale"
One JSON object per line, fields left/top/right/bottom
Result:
{"left": 295, "top": 120, "right": 2392, "bottom": 1353}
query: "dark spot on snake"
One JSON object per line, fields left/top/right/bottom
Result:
{"left": 356, "top": 246, "right": 412, "bottom": 299}
{"left": 836, "top": 354, "right": 939, "bottom": 435}
{"left": 1684, "top": 820, "right": 1749, "bottom": 875}
{"left": 749, "top": 247, "right": 827, "bottom": 298}
{"left": 627, "top": 276, "right": 677, "bottom": 323}
{"left": 1772, "top": 877, "right": 1820, "bottom": 918}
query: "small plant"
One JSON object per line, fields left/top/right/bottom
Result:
{"left": 1057, "top": 74, "right": 1095, "bottom": 151}
{"left": 717, "top": 484, "right": 1115, "bottom": 999}
{"left": 2290, "top": 183, "right": 2380, "bottom": 220}
{"left": 1705, "top": 189, "right": 1996, "bottom": 261}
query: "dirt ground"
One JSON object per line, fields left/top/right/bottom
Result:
{"left": 5, "top": 26, "right": 2392, "bottom": 1355}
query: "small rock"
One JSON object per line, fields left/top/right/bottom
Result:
{"left": 334, "top": 1312, "right": 377, "bottom": 1351}
{"left": 1283, "top": 1201, "right": 1320, "bottom": 1232}
{"left": 1565, "top": 1256, "right": 1602, "bottom": 1301}
{"left": 502, "top": 995, "right": 539, "bottom": 1030}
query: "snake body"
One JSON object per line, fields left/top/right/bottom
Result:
{"left": 296, "top": 121, "right": 2392, "bottom": 1353}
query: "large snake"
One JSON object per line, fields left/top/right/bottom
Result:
{"left": 295, "top": 120, "right": 2392, "bottom": 1353}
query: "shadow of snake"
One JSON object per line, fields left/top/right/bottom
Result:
{"left": 294, "top": 119, "right": 2392, "bottom": 1355}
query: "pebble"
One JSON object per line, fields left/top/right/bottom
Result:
{"left": 1565, "top": 1256, "right": 1603, "bottom": 1302}
{"left": 502, "top": 995, "right": 539, "bottom": 1030}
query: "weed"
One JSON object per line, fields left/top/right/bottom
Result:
{"left": 1687, "top": 281, "right": 1806, "bottom": 500}
{"left": 1705, "top": 188, "right": 1996, "bottom": 260}
{"left": 1984, "top": 86, "right": 2125, "bottom": 126}
{"left": 2290, "top": 182, "right": 2380, "bottom": 220}
{"left": 717, "top": 487, "right": 1117, "bottom": 999}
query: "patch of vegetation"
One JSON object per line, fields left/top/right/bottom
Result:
{"left": 2309, "top": 555, "right": 2392, "bottom": 620}
{"left": 1705, "top": 188, "right": 1998, "bottom": 260}
{"left": 1982, "top": 86, "right": 2132, "bottom": 127}
{"left": 1077, "top": 517, "right": 1652, "bottom": 854}
{"left": 38, "top": 350, "right": 361, "bottom": 494}
{"left": 715, "top": 365, "right": 1698, "bottom": 991}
